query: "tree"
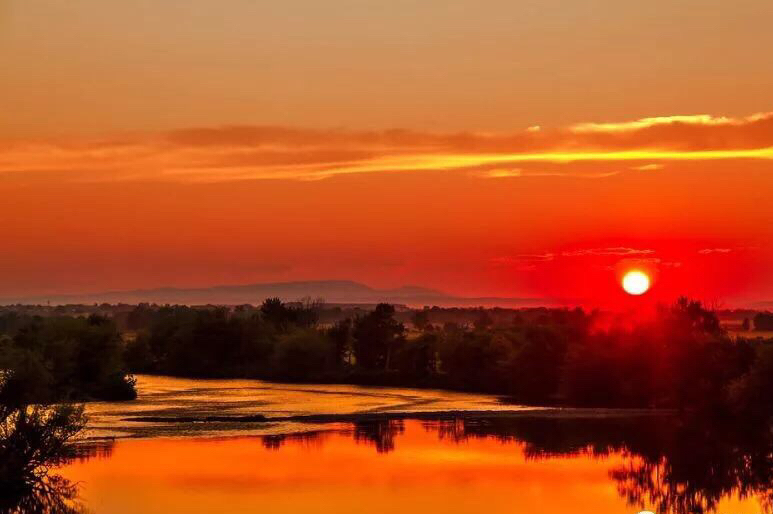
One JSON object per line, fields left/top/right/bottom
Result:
{"left": 0, "top": 373, "right": 87, "bottom": 509}
{"left": 753, "top": 312, "right": 773, "bottom": 331}
{"left": 727, "top": 342, "right": 773, "bottom": 416}
{"left": 260, "top": 298, "right": 292, "bottom": 330}
{"left": 411, "top": 310, "right": 431, "bottom": 331}
{"left": 0, "top": 315, "right": 136, "bottom": 403}
{"left": 327, "top": 319, "right": 353, "bottom": 365}
{"left": 393, "top": 332, "right": 438, "bottom": 378}
{"left": 473, "top": 309, "right": 493, "bottom": 330}
{"left": 352, "top": 304, "right": 405, "bottom": 370}
{"left": 274, "top": 329, "right": 335, "bottom": 380}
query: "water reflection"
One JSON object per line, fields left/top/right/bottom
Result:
{"left": 351, "top": 420, "right": 405, "bottom": 453}
{"left": 51, "top": 416, "right": 773, "bottom": 514}
{"left": 607, "top": 418, "right": 773, "bottom": 514}
{"left": 425, "top": 416, "right": 773, "bottom": 514}
{"left": 0, "top": 442, "right": 114, "bottom": 514}
{"left": 0, "top": 477, "right": 81, "bottom": 514}
{"left": 312, "top": 416, "right": 773, "bottom": 513}
{"left": 261, "top": 431, "right": 330, "bottom": 450}
{"left": 259, "top": 421, "right": 406, "bottom": 453}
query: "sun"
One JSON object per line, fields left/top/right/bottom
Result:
{"left": 622, "top": 270, "right": 651, "bottom": 295}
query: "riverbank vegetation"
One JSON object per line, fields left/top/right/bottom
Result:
{"left": 0, "top": 314, "right": 136, "bottom": 403}
{"left": 0, "top": 315, "right": 108, "bottom": 508}
{"left": 115, "top": 298, "right": 773, "bottom": 416}
{"left": 0, "top": 369, "right": 88, "bottom": 512}
{"left": 4, "top": 299, "right": 773, "bottom": 417}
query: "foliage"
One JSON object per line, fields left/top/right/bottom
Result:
{"left": 754, "top": 312, "right": 773, "bottom": 331}
{"left": 13, "top": 297, "right": 773, "bottom": 416}
{"left": 351, "top": 304, "right": 405, "bottom": 370}
{"left": 0, "top": 372, "right": 88, "bottom": 512}
{"left": 0, "top": 403, "right": 86, "bottom": 495}
{"left": 0, "top": 314, "right": 136, "bottom": 403}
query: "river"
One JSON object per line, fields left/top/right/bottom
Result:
{"left": 41, "top": 376, "right": 773, "bottom": 513}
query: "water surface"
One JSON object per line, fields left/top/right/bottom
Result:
{"left": 58, "top": 419, "right": 768, "bottom": 514}
{"left": 84, "top": 374, "right": 546, "bottom": 439}
{"left": 32, "top": 376, "right": 773, "bottom": 513}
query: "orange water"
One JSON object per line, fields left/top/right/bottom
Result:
{"left": 57, "top": 420, "right": 765, "bottom": 514}
{"left": 83, "top": 374, "right": 545, "bottom": 439}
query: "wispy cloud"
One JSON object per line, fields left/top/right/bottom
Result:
{"left": 476, "top": 167, "right": 620, "bottom": 179}
{"left": 570, "top": 113, "right": 769, "bottom": 133}
{"left": 492, "top": 248, "right": 658, "bottom": 272}
{"left": 2, "top": 111, "right": 773, "bottom": 183}
{"left": 490, "top": 253, "right": 556, "bottom": 271}
{"left": 631, "top": 163, "right": 664, "bottom": 171}
{"left": 698, "top": 248, "right": 733, "bottom": 255}
{"left": 492, "top": 246, "right": 697, "bottom": 275}
{"left": 561, "top": 247, "right": 655, "bottom": 257}
{"left": 491, "top": 254, "right": 556, "bottom": 264}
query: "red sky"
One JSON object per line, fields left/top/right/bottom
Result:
{"left": 2, "top": 1, "right": 773, "bottom": 307}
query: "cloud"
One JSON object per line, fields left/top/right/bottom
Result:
{"left": 476, "top": 167, "right": 619, "bottom": 179}
{"left": 491, "top": 254, "right": 555, "bottom": 264}
{"left": 490, "top": 253, "right": 556, "bottom": 272}
{"left": 1, "top": 111, "right": 773, "bottom": 183}
{"left": 632, "top": 163, "right": 664, "bottom": 171}
{"left": 569, "top": 114, "right": 757, "bottom": 134}
{"left": 478, "top": 168, "right": 524, "bottom": 178}
{"left": 492, "top": 248, "right": 690, "bottom": 274}
{"left": 491, "top": 248, "right": 660, "bottom": 271}
{"left": 494, "top": 249, "right": 655, "bottom": 263}
{"left": 561, "top": 247, "right": 656, "bottom": 257}
{"left": 698, "top": 248, "right": 733, "bottom": 254}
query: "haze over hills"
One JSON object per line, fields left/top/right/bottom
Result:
{"left": 0, "top": 280, "right": 542, "bottom": 307}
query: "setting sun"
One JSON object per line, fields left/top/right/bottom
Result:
{"left": 622, "top": 271, "right": 651, "bottom": 295}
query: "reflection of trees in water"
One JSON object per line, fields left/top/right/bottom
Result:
{"left": 289, "top": 415, "right": 773, "bottom": 513}
{"left": 255, "top": 414, "right": 773, "bottom": 513}
{"left": 351, "top": 420, "right": 405, "bottom": 453}
{"left": 0, "top": 476, "right": 81, "bottom": 514}
{"left": 0, "top": 441, "right": 114, "bottom": 514}
{"left": 10, "top": 414, "right": 773, "bottom": 514}
{"left": 608, "top": 418, "right": 773, "bottom": 514}
{"left": 261, "top": 431, "right": 328, "bottom": 450}
{"left": 259, "top": 420, "right": 406, "bottom": 453}
{"left": 425, "top": 416, "right": 670, "bottom": 458}
{"left": 65, "top": 440, "right": 115, "bottom": 463}
{"left": 260, "top": 421, "right": 405, "bottom": 453}
{"left": 423, "top": 416, "right": 773, "bottom": 514}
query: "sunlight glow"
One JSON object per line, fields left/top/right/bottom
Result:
{"left": 622, "top": 271, "right": 651, "bottom": 295}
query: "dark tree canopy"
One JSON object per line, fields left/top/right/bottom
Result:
{"left": 352, "top": 304, "right": 405, "bottom": 370}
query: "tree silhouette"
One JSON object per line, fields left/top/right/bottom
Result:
{"left": 352, "top": 304, "right": 405, "bottom": 370}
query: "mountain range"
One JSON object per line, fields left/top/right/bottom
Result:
{"left": 1, "top": 280, "right": 541, "bottom": 308}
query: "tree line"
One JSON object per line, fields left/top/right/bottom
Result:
{"left": 3, "top": 298, "right": 773, "bottom": 414}
{"left": 117, "top": 297, "right": 773, "bottom": 415}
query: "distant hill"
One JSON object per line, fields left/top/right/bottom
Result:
{"left": 0, "top": 280, "right": 541, "bottom": 308}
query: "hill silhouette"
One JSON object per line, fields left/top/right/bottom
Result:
{"left": 1, "top": 280, "right": 540, "bottom": 307}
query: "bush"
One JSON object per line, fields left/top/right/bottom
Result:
{"left": 0, "top": 404, "right": 86, "bottom": 496}
{"left": 0, "top": 315, "right": 137, "bottom": 403}
{"left": 274, "top": 329, "right": 336, "bottom": 380}
{"left": 726, "top": 342, "right": 773, "bottom": 416}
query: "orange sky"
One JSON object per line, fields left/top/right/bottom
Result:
{"left": 2, "top": 1, "right": 773, "bottom": 306}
